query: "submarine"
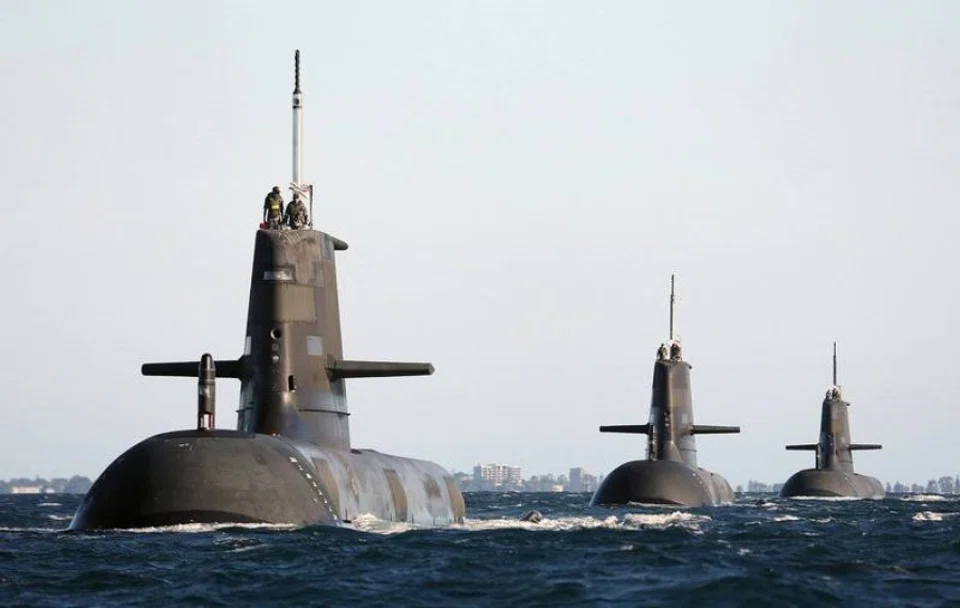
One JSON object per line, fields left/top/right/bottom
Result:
{"left": 779, "top": 343, "right": 884, "bottom": 499}
{"left": 590, "top": 276, "right": 740, "bottom": 508}
{"left": 70, "top": 51, "right": 465, "bottom": 530}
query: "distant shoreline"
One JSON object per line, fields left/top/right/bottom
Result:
{"left": 0, "top": 476, "right": 92, "bottom": 495}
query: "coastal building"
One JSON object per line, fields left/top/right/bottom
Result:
{"left": 473, "top": 464, "right": 523, "bottom": 490}
{"left": 10, "top": 486, "right": 45, "bottom": 494}
{"left": 0, "top": 476, "right": 93, "bottom": 495}
{"left": 454, "top": 466, "right": 604, "bottom": 492}
{"left": 568, "top": 468, "right": 599, "bottom": 492}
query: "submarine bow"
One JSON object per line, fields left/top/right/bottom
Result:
{"left": 72, "top": 51, "right": 464, "bottom": 530}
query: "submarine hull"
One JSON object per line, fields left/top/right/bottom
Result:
{"left": 779, "top": 469, "right": 884, "bottom": 499}
{"left": 590, "top": 459, "right": 735, "bottom": 507}
{"left": 71, "top": 430, "right": 464, "bottom": 530}
{"left": 75, "top": 53, "right": 469, "bottom": 531}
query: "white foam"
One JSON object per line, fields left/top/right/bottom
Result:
{"left": 912, "top": 511, "right": 954, "bottom": 522}
{"left": 459, "top": 511, "right": 711, "bottom": 534}
{"left": 349, "top": 513, "right": 419, "bottom": 535}
{"left": 210, "top": 535, "right": 268, "bottom": 553}
{"left": 37, "top": 502, "right": 62, "bottom": 507}
{"left": 114, "top": 522, "right": 299, "bottom": 534}
{"left": 623, "top": 511, "right": 711, "bottom": 529}
{"left": 784, "top": 495, "right": 861, "bottom": 502}
{"left": 772, "top": 515, "right": 801, "bottom": 522}
{"left": 346, "top": 510, "right": 713, "bottom": 536}
{"left": 466, "top": 514, "right": 611, "bottom": 533}
{"left": 46, "top": 514, "right": 71, "bottom": 521}
{"left": 0, "top": 526, "right": 60, "bottom": 533}
{"left": 902, "top": 494, "right": 947, "bottom": 502}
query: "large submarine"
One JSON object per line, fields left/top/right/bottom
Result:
{"left": 779, "top": 343, "right": 884, "bottom": 499}
{"left": 70, "top": 51, "right": 465, "bottom": 530}
{"left": 590, "top": 276, "right": 740, "bottom": 507}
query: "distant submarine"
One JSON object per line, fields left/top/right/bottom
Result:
{"left": 70, "top": 51, "right": 465, "bottom": 530}
{"left": 779, "top": 343, "right": 884, "bottom": 499}
{"left": 591, "top": 276, "right": 740, "bottom": 508}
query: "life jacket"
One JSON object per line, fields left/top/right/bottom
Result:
{"left": 266, "top": 193, "right": 282, "bottom": 214}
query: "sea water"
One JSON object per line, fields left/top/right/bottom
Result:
{"left": 1, "top": 492, "right": 958, "bottom": 606}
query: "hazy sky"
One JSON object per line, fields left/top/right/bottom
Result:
{"left": 1, "top": 1, "right": 957, "bottom": 488}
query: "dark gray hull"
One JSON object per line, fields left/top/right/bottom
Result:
{"left": 590, "top": 459, "right": 735, "bottom": 507}
{"left": 779, "top": 469, "right": 884, "bottom": 499}
{"left": 70, "top": 430, "right": 464, "bottom": 530}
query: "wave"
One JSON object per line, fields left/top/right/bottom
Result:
{"left": 0, "top": 526, "right": 61, "bottom": 533}
{"left": 108, "top": 522, "right": 300, "bottom": 534}
{"left": 772, "top": 515, "right": 801, "bottom": 522}
{"left": 2, "top": 492, "right": 958, "bottom": 606}
{"left": 350, "top": 510, "right": 713, "bottom": 535}
{"left": 211, "top": 536, "right": 267, "bottom": 553}
{"left": 911, "top": 511, "right": 956, "bottom": 522}
{"left": 783, "top": 495, "right": 863, "bottom": 502}
{"left": 350, "top": 513, "right": 419, "bottom": 535}
{"left": 901, "top": 494, "right": 948, "bottom": 502}
{"left": 623, "top": 511, "right": 711, "bottom": 530}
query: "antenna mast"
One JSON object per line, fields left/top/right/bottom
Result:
{"left": 291, "top": 50, "right": 313, "bottom": 227}
{"left": 292, "top": 50, "right": 303, "bottom": 187}
{"left": 832, "top": 341, "right": 838, "bottom": 387}
{"left": 669, "top": 274, "right": 677, "bottom": 342}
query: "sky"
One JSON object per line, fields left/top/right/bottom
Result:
{"left": 0, "top": 1, "right": 957, "bottom": 488}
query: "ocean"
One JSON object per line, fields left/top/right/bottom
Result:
{"left": 1, "top": 492, "right": 958, "bottom": 606}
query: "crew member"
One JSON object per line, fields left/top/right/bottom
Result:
{"left": 263, "top": 186, "right": 284, "bottom": 228}
{"left": 285, "top": 193, "right": 309, "bottom": 229}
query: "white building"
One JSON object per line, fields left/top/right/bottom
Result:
{"left": 473, "top": 464, "right": 522, "bottom": 487}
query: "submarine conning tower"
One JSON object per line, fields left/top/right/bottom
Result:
{"left": 590, "top": 276, "right": 740, "bottom": 507}
{"left": 234, "top": 228, "right": 433, "bottom": 445}
{"left": 784, "top": 342, "right": 882, "bottom": 472}
{"left": 597, "top": 275, "right": 740, "bottom": 464}
{"left": 141, "top": 51, "right": 433, "bottom": 448}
